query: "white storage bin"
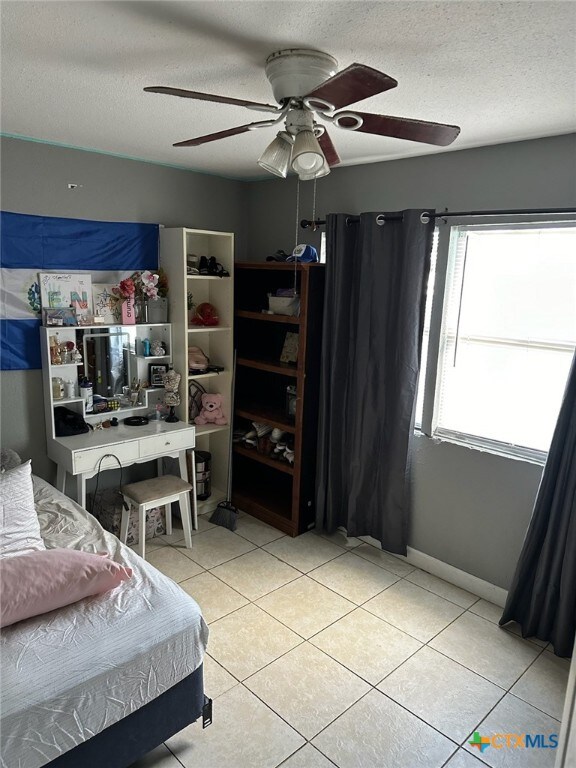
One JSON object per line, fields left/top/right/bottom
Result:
{"left": 268, "top": 294, "right": 300, "bottom": 316}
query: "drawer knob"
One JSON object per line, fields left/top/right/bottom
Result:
{"left": 165, "top": 441, "right": 171, "bottom": 446}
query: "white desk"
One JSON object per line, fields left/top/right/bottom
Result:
{"left": 49, "top": 420, "right": 196, "bottom": 517}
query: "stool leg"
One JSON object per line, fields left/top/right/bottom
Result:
{"left": 165, "top": 503, "right": 172, "bottom": 536}
{"left": 120, "top": 498, "right": 130, "bottom": 544}
{"left": 179, "top": 492, "right": 193, "bottom": 549}
{"left": 138, "top": 504, "right": 146, "bottom": 560}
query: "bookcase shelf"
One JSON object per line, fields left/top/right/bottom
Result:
{"left": 161, "top": 228, "right": 234, "bottom": 515}
{"left": 232, "top": 263, "right": 325, "bottom": 536}
{"left": 235, "top": 310, "right": 300, "bottom": 325}
{"left": 236, "top": 356, "right": 298, "bottom": 377}
{"left": 233, "top": 444, "right": 294, "bottom": 475}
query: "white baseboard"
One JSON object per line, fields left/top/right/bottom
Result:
{"left": 400, "top": 546, "right": 508, "bottom": 607}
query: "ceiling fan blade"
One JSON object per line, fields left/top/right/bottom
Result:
{"left": 173, "top": 122, "right": 259, "bottom": 147}
{"left": 144, "top": 86, "right": 278, "bottom": 113}
{"left": 338, "top": 111, "right": 461, "bottom": 146}
{"left": 318, "top": 129, "right": 341, "bottom": 166}
{"left": 305, "top": 64, "right": 398, "bottom": 109}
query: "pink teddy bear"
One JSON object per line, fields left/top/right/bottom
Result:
{"left": 195, "top": 393, "right": 227, "bottom": 426}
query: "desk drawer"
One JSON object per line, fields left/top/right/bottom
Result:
{"left": 139, "top": 430, "right": 195, "bottom": 459}
{"left": 73, "top": 443, "right": 140, "bottom": 474}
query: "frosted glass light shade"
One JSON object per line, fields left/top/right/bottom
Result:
{"left": 257, "top": 133, "right": 293, "bottom": 178}
{"left": 291, "top": 130, "right": 325, "bottom": 176}
{"left": 298, "top": 155, "right": 330, "bottom": 181}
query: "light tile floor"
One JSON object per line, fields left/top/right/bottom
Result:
{"left": 131, "top": 513, "right": 570, "bottom": 768}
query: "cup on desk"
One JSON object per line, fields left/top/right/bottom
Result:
{"left": 130, "top": 392, "right": 139, "bottom": 406}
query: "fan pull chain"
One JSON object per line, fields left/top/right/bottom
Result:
{"left": 312, "top": 178, "right": 317, "bottom": 231}
{"left": 294, "top": 177, "right": 300, "bottom": 248}
{"left": 293, "top": 178, "right": 300, "bottom": 294}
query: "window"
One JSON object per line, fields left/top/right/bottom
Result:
{"left": 418, "top": 222, "right": 576, "bottom": 461}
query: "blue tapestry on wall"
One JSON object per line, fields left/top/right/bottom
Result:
{"left": 0, "top": 211, "right": 159, "bottom": 370}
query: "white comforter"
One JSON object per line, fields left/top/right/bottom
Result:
{"left": 0, "top": 476, "right": 209, "bottom": 768}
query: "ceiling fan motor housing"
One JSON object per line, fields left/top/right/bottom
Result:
{"left": 265, "top": 49, "right": 338, "bottom": 103}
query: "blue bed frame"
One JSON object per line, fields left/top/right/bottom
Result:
{"left": 46, "top": 664, "right": 205, "bottom": 768}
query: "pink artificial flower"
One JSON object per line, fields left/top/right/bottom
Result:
{"left": 114, "top": 278, "right": 136, "bottom": 299}
{"left": 141, "top": 270, "right": 159, "bottom": 299}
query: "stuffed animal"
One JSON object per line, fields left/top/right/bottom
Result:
{"left": 194, "top": 393, "right": 227, "bottom": 425}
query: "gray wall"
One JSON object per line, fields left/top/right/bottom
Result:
{"left": 245, "top": 133, "right": 576, "bottom": 589}
{"left": 245, "top": 133, "right": 576, "bottom": 260}
{"left": 2, "top": 133, "right": 575, "bottom": 589}
{"left": 0, "top": 136, "right": 247, "bottom": 482}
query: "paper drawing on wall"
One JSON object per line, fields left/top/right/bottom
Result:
{"left": 92, "top": 284, "right": 122, "bottom": 324}
{"left": 38, "top": 273, "right": 93, "bottom": 323}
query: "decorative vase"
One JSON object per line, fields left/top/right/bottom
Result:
{"left": 135, "top": 297, "right": 149, "bottom": 324}
{"left": 121, "top": 295, "right": 136, "bottom": 325}
{"left": 147, "top": 297, "right": 168, "bottom": 324}
{"left": 165, "top": 405, "right": 179, "bottom": 423}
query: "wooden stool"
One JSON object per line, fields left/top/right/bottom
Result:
{"left": 120, "top": 475, "right": 194, "bottom": 560}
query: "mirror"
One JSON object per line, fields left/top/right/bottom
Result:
{"left": 77, "top": 328, "right": 131, "bottom": 397}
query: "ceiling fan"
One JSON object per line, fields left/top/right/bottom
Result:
{"left": 144, "top": 49, "right": 461, "bottom": 179}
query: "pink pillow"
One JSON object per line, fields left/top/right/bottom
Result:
{"left": 0, "top": 548, "right": 132, "bottom": 628}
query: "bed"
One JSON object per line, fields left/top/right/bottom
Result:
{"left": 0, "top": 464, "right": 209, "bottom": 768}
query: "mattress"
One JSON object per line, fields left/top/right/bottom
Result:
{"left": 0, "top": 476, "right": 209, "bottom": 768}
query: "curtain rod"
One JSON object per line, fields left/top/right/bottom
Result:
{"left": 300, "top": 207, "right": 576, "bottom": 229}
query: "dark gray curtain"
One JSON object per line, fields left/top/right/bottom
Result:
{"left": 500, "top": 352, "right": 576, "bottom": 657}
{"left": 315, "top": 210, "right": 434, "bottom": 554}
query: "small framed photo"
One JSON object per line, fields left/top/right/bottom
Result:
{"left": 149, "top": 363, "right": 169, "bottom": 387}
{"left": 43, "top": 307, "right": 78, "bottom": 327}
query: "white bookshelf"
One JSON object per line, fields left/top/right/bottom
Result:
{"left": 160, "top": 228, "right": 234, "bottom": 515}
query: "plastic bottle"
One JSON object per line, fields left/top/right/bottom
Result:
{"left": 79, "top": 376, "right": 93, "bottom": 413}
{"left": 51, "top": 377, "right": 64, "bottom": 400}
{"left": 65, "top": 380, "right": 76, "bottom": 398}
{"left": 142, "top": 338, "right": 151, "bottom": 357}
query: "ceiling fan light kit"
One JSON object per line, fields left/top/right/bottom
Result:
{"left": 291, "top": 130, "right": 326, "bottom": 176}
{"left": 298, "top": 155, "right": 331, "bottom": 181}
{"left": 145, "top": 48, "right": 461, "bottom": 179}
{"left": 257, "top": 131, "right": 294, "bottom": 178}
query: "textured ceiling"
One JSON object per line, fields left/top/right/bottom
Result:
{"left": 1, "top": 1, "right": 575, "bottom": 180}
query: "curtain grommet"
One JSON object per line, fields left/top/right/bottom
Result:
{"left": 376, "top": 214, "right": 386, "bottom": 226}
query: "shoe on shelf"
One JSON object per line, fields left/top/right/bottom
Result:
{"left": 199, "top": 256, "right": 209, "bottom": 275}
{"left": 270, "top": 428, "right": 285, "bottom": 443}
{"left": 252, "top": 422, "right": 273, "bottom": 438}
{"left": 273, "top": 441, "right": 287, "bottom": 457}
{"left": 207, "top": 257, "right": 230, "bottom": 278}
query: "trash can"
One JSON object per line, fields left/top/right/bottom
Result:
{"left": 195, "top": 450, "right": 212, "bottom": 500}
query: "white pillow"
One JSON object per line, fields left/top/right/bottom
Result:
{"left": 0, "top": 460, "right": 45, "bottom": 556}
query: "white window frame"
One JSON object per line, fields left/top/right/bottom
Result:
{"left": 418, "top": 215, "right": 576, "bottom": 465}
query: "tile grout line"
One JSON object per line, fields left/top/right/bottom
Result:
{"left": 158, "top": 518, "right": 562, "bottom": 768}
{"left": 195, "top": 538, "right": 470, "bottom": 763}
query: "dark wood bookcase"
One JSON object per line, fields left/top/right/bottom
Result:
{"left": 232, "top": 262, "right": 325, "bottom": 536}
